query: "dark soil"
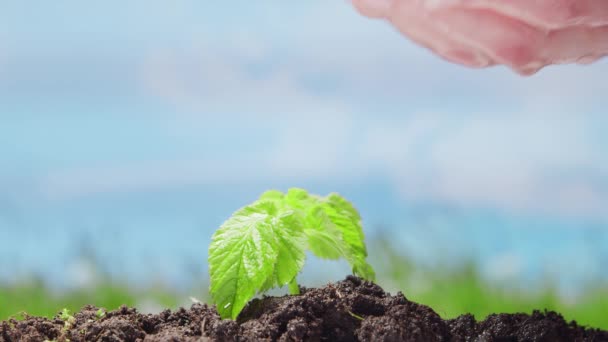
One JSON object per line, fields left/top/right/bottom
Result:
{"left": 1, "top": 276, "right": 606, "bottom": 342}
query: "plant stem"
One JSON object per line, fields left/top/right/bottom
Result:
{"left": 288, "top": 278, "right": 300, "bottom": 295}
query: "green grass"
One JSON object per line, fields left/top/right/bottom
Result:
{"left": 369, "top": 235, "right": 608, "bottom": 330}
{"left": 2, "top": 272, "right": 605, "bottom": 330}
{"left": 0, "top": 279, "right": 181, "bottom": 320}
{"left": 1, "top": 237, "right": 606, "bottom": 330}
{"left": 381, "top": 262, "right": 608, "bottom": 330}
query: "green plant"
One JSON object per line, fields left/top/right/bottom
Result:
{"left": 59, "top": 308, "right": 74, "bottom": 323}
{"left": 208, "top": 188, "right": 376, "bottom": 319}
{"left": 95, "top": 308, "right": 106, "bottom": 320}
{"left": 45, "top": 308, "right": 75, "bottom": 342}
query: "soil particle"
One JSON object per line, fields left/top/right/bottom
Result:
{"left": 0, "top": 315, "right": 62, "bottom": 342}
{"left": 1, "top": 276, "right": 606, "bottom": 342}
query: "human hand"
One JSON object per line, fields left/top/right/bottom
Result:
{"left": 352, "top": 0, "right": 608, "bottom": 75}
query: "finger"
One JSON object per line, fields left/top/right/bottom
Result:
{"left": 437, "top": 0, "right": 608, "bottom": 30}
{"left": 350, "top": 0, "right": 394, "bottom": 19}
{"left": 388, "top": 1, "right": 494, "bottom": 68}
{"left": 427, "top": 7, "right": 546, "bottom": 74}
{"left": 542, "top": 25, "right": 608, "bottom": 64}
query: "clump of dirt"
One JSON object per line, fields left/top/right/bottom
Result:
{"left": 1, "top": 276, "right": 606, "bottom": 341}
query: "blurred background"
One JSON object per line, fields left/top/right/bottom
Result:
{"left": 1, "top": 1, "right": 607, "bottom": 329}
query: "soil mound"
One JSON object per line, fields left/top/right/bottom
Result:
{"left": 1, "top": 276, "right": 606, "bottom": 341}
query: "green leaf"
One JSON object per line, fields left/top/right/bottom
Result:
{"left": 283, "top": 189, "right": 347, "bottom": 260}
{"left": 259, "top": 189, "right": 284, "bottom": 202}
{"left": 284, "top": 188, "right": 315, "bottom": 210}
{"left": 208, "top": 188, "right": 377, "bottom": 321}
{"left": 208, "top": 200, "right": 305, "bottom": 319}
{"left": 259, "top": 209, "right": 307, "bottom": 292}
{"left": 303, "top": 206, "right": 345, "bottom": 260}
{"left": 319, "top": 193, "right": 376, "bottom": 281}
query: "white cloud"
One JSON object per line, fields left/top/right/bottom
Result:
{"left": 265, "top": 113, "right": 358, "bottom": 178}
{"left": 39, "top": 159, "right": 262, "bottom": 200}
{"left": 38, "top": 110, "right": 608, "bottom": 221}
{"left": 18, "top": 0, "right": 608, "bottom": 221}
{"left": 359, "top": 112, "right": 608, "bottom": 219}
{"left": 139, "top": 44, "right": 352, "bottom": 117}
{"left": 50, "top": 28, "right": 608, "bottom": 219}
{"left": 136, "top": 0, "right": 608, "bottom": 119}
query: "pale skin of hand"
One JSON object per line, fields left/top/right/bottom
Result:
{"left": 351, "top": 0, "right": 608, "bottom": 75}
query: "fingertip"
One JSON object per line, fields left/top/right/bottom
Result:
{"left": 576, "top": 54, "right": 605, "bottom": 65}
{"left": 351, "top": 0, "right": 393, "bottom": 19}
{"left": 441, "top": 49, "right": 493, "bottom": 68}
{"left": 513, "top": 62, "right": 545, "bottom": 76}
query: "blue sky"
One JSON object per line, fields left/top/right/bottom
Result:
{"left": 1, "top": 1, "right": 607, "bottom": 290}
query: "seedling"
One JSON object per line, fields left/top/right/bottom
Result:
{"left": 95, "top": 308, "right": 106, "bottom": 320}
{"left": 59, "top": 308, "right": 74, "bottom": 324}
{"left": 208, "top": 188, "right": 376, "bottom": 320}
{"left": 44, "top": 308, "right": 75, "bottom": 342}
